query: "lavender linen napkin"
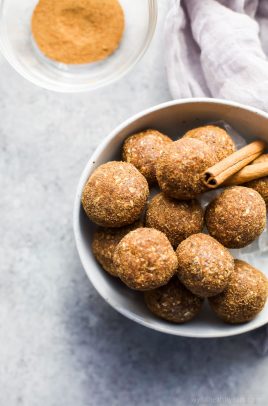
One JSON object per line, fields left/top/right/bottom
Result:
{"left": 165, "top": 0, "right": 268, "bottom": 110}
{"left": 165, "top": 0, "right": 268, "bottom": 353}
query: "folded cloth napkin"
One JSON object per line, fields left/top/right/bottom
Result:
{"left": 165, "top": 0, "right": 268, "bottom": 110}
{"left": 165, "top": 0, "right": 268, "bottom": 353}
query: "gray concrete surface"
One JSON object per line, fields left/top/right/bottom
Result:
{"left": 1, "top": 2, "right": 268, "bottom": 405}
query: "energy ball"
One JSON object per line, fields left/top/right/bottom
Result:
{"left": 209, "top": 260, "right": 268, "bottom": 324}
{"left": 92, "top": 220, "right": 142, "bottom": 277}
{"left": 205, "top": 186, "right": 266, "bottom": 248}
{"left": 176, "top": 233, "right": 234, "bottom": 297}
{"left": 183, "top": 125, "right": 236, "bottom": 161}
{"left": 244, "top": 154, "right": 268, "bottom": 206}
{"left": 145, "top": 192, "right": 204, "bottom": 248}
{"left": 114, "top": 228, "right": 178, "bottom": 291}
{"left": 82, "top": 161, "right": 149, "bottom": 227}
{"left": 144, "top": 278, "right": 204, "bottom": 323}
{"left": 156, "top": 138, "right": 217, "bottom": 199}
{"left": 122, "top": 129, "right": 172, "bottom": 184}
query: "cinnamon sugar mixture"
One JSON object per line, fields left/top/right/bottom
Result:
{"left": 31, "top": 0, "right": 125, "bottom": 64}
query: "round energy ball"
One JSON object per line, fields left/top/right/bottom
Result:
{"left": 183, "top": 125, "right": 236, "bottom": 161}
{"left": 114, "top": 228, "right": 178, "bottom": 291}
{"left": 82, "top": 161, "right": 149, "bottom": 227}
{"left": 244, "top": 154, "right": 268, "bottom": 206}
{"left": 209, "top": 260, "right": 268, "bottom": 324}
{"left": 176, "top": 233, "right": 234, "bottom": 297}
{"left": 205, "top": 186, "right": 266, "bottom": 248}
{"left": 145, "top": 192, "right": 204, "bottom": 248}
{"left": 92, "top": 220, "right": 142, "bottom": 277}
{"left": 144, "top": 278, "right": 204, "bottom": 323}
{"left": 122, "top": 129, "right": 172, "bottom": 184}
{"left": 156, "top": 138, "right": 217, "bottom": 199}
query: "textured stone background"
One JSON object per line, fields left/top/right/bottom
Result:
{"left": 1, "top": 2, "right": 268, "bottom": 405}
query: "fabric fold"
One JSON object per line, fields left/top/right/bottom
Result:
{"left": 165, "top": 0, "right": 268, "bottom": 110}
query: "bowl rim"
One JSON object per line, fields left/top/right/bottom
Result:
{"left": 73, "top": 97, "right": 268, "bottom": 338}
{"left": 0, "top": 0, "right": 158, "bottom": 93}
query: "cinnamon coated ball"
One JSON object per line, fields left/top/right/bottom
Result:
{"left": 82, "top": 161, "right": 149, "bottom": 227}
{"left": 122, "top": 129, "right": 172, "bottom": 184}
{"left": 183, "top": 125, "right": 236, "bottom": 161}
{"left": 146, "top": 192, "right": 204, "bottom": 247}
{"left": 92, "top": 220, "right": 142, "bottom": 276}
{"left": 156, "top": 138, "right": 217, "bottom": 199}
{"left": 144, "top": 278, "right": 204, "bottom": 323}
{"left": 209, "top": 260, "right": 268, "bottom": 324}
{"left": 176, "top": 233, "right": 234, "bottom": 297}
{"left": 205, "top": 186, "right": 266, "bottom": 248}
{"left": 244, "top": 154, "right": 268, "bottom": 206}
{"left": 114, "top": 228, "right": 178, "bottom": 291}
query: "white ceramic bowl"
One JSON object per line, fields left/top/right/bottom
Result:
{"left": 74, "top": 98, "right": 268, "bottom": 338}
{"left": 0, "top": 0, "right": 157, "bottom": 92}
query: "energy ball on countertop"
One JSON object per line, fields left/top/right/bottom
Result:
{"left": 145, "top": 192, "right": 204, "bottom": 248}
{"left": 122, "top": 129, "right": 172, "bottom": 184}
{"left": 82, "top": 161, "right": 149, "bottom": 227}
{"left": 144, "top": 277, "right": 204, "bottom": 323}
{"left": 205, "top": 186, "right": 266, "bottom": 248}
{"left": 114, "top": 228, "right": 178, "bottom": 291}
{"left": 92, "top": 220, "right": 142, "bottom": 277}
{"left": 156, "top": 138, "right": 217, "bottom": 199}
{"left": 244, "top": 154, "right": 268, "bottom": 206}
{"left": 183, "top": 125, "right": 236, "bottom": 161}
{"left": 209, "top": 260, "right": 268, "bottom": 324}
{"left": 176, "top": 233, "right": 234, "bottom": 297}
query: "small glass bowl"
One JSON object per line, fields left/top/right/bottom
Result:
{"left": 0, "top": 0, "right": 157, "bottom": 92}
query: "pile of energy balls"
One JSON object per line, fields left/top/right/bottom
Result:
{"left": 82, "top": 126, "right": 268, "bottom": 324}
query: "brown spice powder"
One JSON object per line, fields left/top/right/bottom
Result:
{"left": 31, "top": 0, "right": 125, "bottom": 64}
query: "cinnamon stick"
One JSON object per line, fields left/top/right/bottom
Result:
{"left": 224, "top": 161, "right": 268, "bottom": 186}
{"left": 202, "top": 140, "right": 266, "bottom": 189}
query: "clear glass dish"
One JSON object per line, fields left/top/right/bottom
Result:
{"left": 0, "top": 0, "right": 157, "bottom": 92}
